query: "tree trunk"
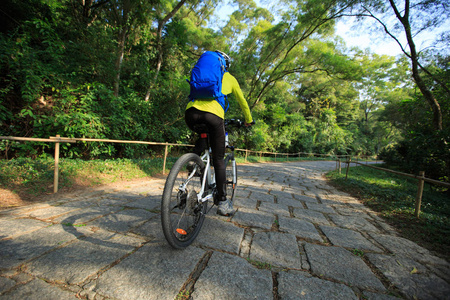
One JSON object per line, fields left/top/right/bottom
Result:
{"left": 388, "top": 0, "right": 443, "bottom": 130}
{"left": 114, "top": 27, "right": 127, "bottom": 97}
{"left": 144, "top": 0, "right": 187, "bottom": 102}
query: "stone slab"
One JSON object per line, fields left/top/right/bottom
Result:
{"left": 305, "top": 243, "right": 385, "bottom": 291}
{"left": 0, "top": 218, "right": 49, "bottom": 240}
{"left": 305, "top": 203, "right": 336, "bottom": 214}
{"left": 131, "top": 215, "right": 165, "bottom": 241}
{"left": 231, "top": 207, "right": 274, "bottom": 230}
{"left": 330, "top": 214, "right": 380, "bottom": 233}
{"left": 363, "top": 291, "right": 402, "bottom": 300}
{"left": 250, "top": 231, "right": 301, "bottom": 269}
{"left": 0, "top": 276, "right": 16, "bottom": 294}
{"left": 277, "top": 271, "right": 358, "bottom": 300}
{"left": 249, "top": 191, "right": 275, "bottom": 203}
{"left": 258, "top": 202, "right": 291, "bottom": 217}
{"left": 275, "top": 196, "right": 305, "bottom": 208}
{"left": 278, "top": 216, "right": 322, "bottom": 242}
{"left": 234, "top": 197, "right": 258, "bottom": 209}
{"left": 125, "top": 196, "right": 160, "bottom": 211}
{"left": 369, "top": 233, "right": 449, "bottom": 266}
{"left": 27, "top": 229, "right": 144, "bottom": 285}
{"left": 192, "top": 252, "right": 273, "bottom": 299}
{"left": 0, "top": 224, "right": 92, "bottom": 269}
{"left": 269, "top": 190, "right": 292, "bottom": 201}
{"left": 234, "top": 188, "right": 251, "bottom": 199}
{"left": 292, "top": 208, "right": 330, "bottom": 225}
{"left": 292, "top": 194, "right": 318, "bottom": 204}
{"left": 0, "top": 279, "right": 76, "bottom": 300}
{"left": 334, "top": 206, "right": 367, "bottom": 216}
{"left": 367, "top": 253, "right": 450, "bottom": 300}
{"left": 28, "top": 205, "right": 82, "bottom": 221}
{"left": 193, "top": 216, "right": 244, "bottom": 254}
{"left": 320, "top": 225, "right": 381, "bottom": 252}
{"left": 94, "top": 243, "right": 205, "bottom": 300}
{"left": 53, "top": 205, "right": 123, "bottom": 225}
{"left": 89, "top": 208, "right": 156, "bottom": 233}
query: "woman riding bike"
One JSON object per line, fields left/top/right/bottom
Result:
{"left": 185, "top": 50, "right": 254, "bottom": 216}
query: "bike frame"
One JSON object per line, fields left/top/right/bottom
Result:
{"left": 177, "top": 147, "right": 213, "bottom": 203}
{"left": 178, "top": 122, "right": 238, "bottom": 205}
{"left": 199, "top": 149, "right": 214, "bottom": 202}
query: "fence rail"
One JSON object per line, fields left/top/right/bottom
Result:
{"left": 344, "top": 160, "right": 449, "bottom": 218}
{"left": 1, "top": 135, "right": 350, "bottom": 193}
{"left": 3, "top": 135, "right": 447, "bottom": 219}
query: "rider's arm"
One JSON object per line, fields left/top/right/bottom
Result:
{"left": 223, "top": 73, "right": 253, "bottom": 124}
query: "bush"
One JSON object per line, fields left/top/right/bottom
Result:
{"left": 379, "top": 128, "right": 449, "bottom": 183}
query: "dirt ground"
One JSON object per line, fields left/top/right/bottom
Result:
{"left": 0, "top": 176, "right": 159, "bottom": 211}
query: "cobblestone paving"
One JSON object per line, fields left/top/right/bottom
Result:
{"left": 1, "top": 161, "right": 449, "bottom": 299}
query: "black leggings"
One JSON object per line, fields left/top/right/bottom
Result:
{"left": 185, "top": 107, "right": 226, "bottom": 202}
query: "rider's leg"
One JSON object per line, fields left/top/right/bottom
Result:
{"left": 184, "top": 108, "right": 227, "bottom": 205}
{"left": 208, "top": 118, "right": 226, "bottom": 204}
{"left": 185, "top": 108, "right": 207, "bottom": 155}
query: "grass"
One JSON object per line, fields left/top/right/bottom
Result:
{"left": 246, "top": 258, "right": 273, "bottom": 270}
{"left": 327, "top": 165, "right": 450, "bottom": 260}
{"left": 0, "top": 157, "right": 177, "bottom": 203}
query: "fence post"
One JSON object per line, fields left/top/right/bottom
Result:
{"left": 54, "top": 135, "right": 60, "bottom": 193}
{"left": 245, "top": 149, "right": 248, "bottom": 163}
{"left": 275, "top": 153, "right": 277, "bottom": 162}
{"left": 338, "top": 159, "right": 341, "bottom": 174}
{"left": 163, "top": 144, "right": 168, "bottom": 175}
{"left": 260, "top": 151, "right": 262, "bottom": 162}
{"left": 345, "top": 157, "right": 351, "bottom": 180}
{"left": 415, "top": 171, "right": 425, "bottom": 218}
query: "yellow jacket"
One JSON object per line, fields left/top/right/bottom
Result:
{"left": 186, "top": 72, "right": 253, "bottom": 123}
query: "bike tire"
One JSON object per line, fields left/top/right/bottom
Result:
{"left": 224, "top": 154, "right": 237, "bottom": 203}
{"left": 161, "top": 153, "right": 207, "bottom": 249}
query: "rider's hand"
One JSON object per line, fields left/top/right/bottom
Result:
{"left": 245, "top": 121, "right": 255, "bottom": 127}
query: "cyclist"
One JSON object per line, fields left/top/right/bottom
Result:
{"left": 185, "top": 50, "right": 254, "bottom": 216}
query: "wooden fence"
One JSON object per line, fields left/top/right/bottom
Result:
{"left": 343, "top": 160, "right": 450, "bottom": 218}
{"left": 1, "top": 135, "right": 349, "bottom": 193}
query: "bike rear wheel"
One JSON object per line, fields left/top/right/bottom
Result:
{"left": 161, "top": 153, "right": 207, "bottom": 249}
{"left": 224, "top": 154, "right": 237, "bottom": 203}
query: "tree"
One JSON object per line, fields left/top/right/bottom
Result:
{"left": 349, "top": 0, "right": 450, "bottom": 130}
{"left": 144, "top": 0, "right": 188, "bottom": 101}
{"left": 226, "top": 0, "right": 361, "bottom": 109}
{"left": 102, "top": 0, "right": 157, "bottom": 97}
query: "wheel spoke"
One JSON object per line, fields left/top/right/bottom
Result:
{"left": 161, "top": 153, "right": 207, "bottom": 249}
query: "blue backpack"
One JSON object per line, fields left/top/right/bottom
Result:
{"left": 187, "top": 51, "right": 229, "bottom": 112}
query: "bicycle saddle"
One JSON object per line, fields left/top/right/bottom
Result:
{"left": 192, "top": 124, "right": 210, "bottom": 135}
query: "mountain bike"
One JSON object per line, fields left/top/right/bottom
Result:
{"left": 161, "top": 119, "right": 244, "bottom": 249}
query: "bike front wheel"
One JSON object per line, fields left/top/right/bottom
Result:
{"left": 161, "top": 153, "right": 207, "bottom": 249}
{"left": 224, "top": 154, "right": 237, "bottom": 203}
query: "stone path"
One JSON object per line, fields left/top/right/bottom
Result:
{"left": 1, "top": 161, "right": 449, "bottom": 300}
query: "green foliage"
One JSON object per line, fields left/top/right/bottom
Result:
{"left": 378, "top": 54, "right": 450, "bottom": 182}
{"left": 379, "top": 127, "right": 449, "bottom": 182}
{"left": 0, "top": 0, "right": 445, "bottom": 172}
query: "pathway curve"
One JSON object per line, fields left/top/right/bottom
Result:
{"left": 0, "top": 161, "right": 449, "bottom": 299}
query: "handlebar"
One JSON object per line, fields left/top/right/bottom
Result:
{"left": 224, "top": 119, "right": 255, "bottom": 129}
